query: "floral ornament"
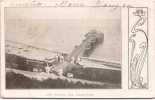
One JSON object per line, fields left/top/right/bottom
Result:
{"left": 129, "top": 9, "right": 148, "bottom": 88}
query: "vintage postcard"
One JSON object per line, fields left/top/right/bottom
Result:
{"left": 0, "top": 0, "right": 155, "bottom": 98}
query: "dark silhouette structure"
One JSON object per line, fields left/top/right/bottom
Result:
{"left": 67, "top": 30, "right": 104, "bottom": 62}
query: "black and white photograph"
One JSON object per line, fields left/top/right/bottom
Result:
{"left": 4, "top": 7, "right": 122, "bottom": 89}
{"left": 1, "top": 0, "right": 155, "bottom": 99}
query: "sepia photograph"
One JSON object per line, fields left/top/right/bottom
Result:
{"left": 1, "top": 0, "right": 155, "bottom": 98}
{"left": 4, "top": 7, "right": 122, "bottom": 89}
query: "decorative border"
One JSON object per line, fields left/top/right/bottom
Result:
{"left": 128, "top": 7, "right": 148, "bottom": 89}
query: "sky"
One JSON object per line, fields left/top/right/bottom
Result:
{"left": 5, "top": 7, "right": 121, "bottom": 63}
